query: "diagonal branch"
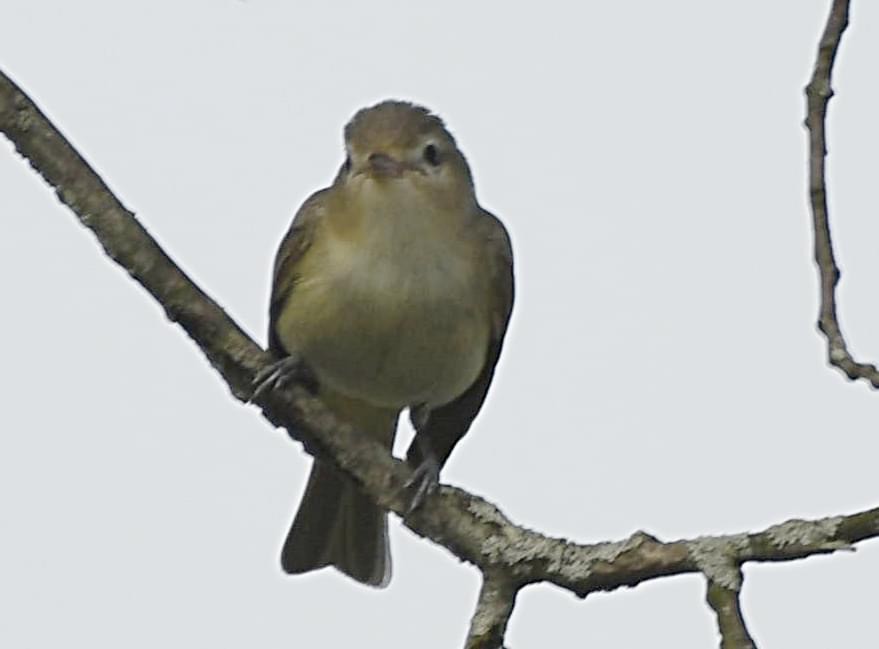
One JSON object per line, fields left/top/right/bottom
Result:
{"left": 804, "top": 0, "right": 877, "bottom": 386}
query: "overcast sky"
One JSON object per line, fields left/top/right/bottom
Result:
{"left": 2, "top": 1, "right": 878, "bottom": 647}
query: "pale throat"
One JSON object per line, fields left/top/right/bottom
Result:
{"left": 340, "top": 178, "right": 477, "bottom": 280}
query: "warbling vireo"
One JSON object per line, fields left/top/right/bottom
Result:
{"left": 254, "top": 100, "right": 514, "bottom": 587}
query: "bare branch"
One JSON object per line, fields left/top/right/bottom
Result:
{"left": 804, "top": 0, "right": 877, "bottom": 386}
{"left": 706, "top": 573, "right": 757, "bottom": 649}
{"left": 465, "top": 570, "right": 518, "bottom": 649}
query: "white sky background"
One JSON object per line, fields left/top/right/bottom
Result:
{"left": 1, "top": 1, "right": 877, "bottom": 646}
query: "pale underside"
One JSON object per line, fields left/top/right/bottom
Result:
{"left": 276, "top": 180, "right": 492, "bottom": 410}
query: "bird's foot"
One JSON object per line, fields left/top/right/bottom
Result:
{"left": 249, "top": 354, "right": 306, "bottom": 402}
{"left": 403, "top": 455, "right": 440, "bottom": 514}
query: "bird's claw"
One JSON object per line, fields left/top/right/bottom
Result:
{"left": 403, "top": 456, "right": 440, "bottom": 514}
{"left": 249, "top": 355, "right": 304, "bottom": 403}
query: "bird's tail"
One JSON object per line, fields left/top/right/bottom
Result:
{"left": 281, "top": 392, "right": 398, "bottom": 587}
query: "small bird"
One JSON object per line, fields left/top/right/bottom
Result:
{"left": 255, "top": 100, "right": 514, "bottom": 587}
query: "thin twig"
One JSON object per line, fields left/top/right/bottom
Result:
{"left": 805, "top": 0, "right": 877, "bottom": 386}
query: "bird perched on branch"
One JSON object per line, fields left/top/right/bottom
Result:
{"left": 254, "top": 100, "right": 514, "bottom": 587}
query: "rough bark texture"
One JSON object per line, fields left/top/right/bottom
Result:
{"left": 706, "top": 574, "right": 757, "bottom": 649}
{"left": 465, "top": 571, "right": 517, "bottom": 649}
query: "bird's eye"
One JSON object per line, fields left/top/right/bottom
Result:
{"left": 423, "top": 144, "right": 441, "bottom": 167}
{"left": 343, "top": 155, "right": 352, "bottom": 173}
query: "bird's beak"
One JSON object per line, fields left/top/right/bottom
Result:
{"left": 367, "top": 152, "right": 405, "bottom": 178}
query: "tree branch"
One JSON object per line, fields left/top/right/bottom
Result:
{"left": 706, "top": 572, "right": 757, "bottom": 649}
{"left": 2, "top": 3, "right": 877, "bottom": 638}
{"left": 804, "top": 0, "right": 875, "bottom": 386}
{"left": 465, "top": 570, "right": 518, "bottom": 649}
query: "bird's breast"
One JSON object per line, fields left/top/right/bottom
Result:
{"left": 277, "top": 213, "right": 491, "bottom": 409}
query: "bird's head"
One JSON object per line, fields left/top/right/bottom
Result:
{"left": 337, "top": 100, "right": 475, "bottom": 210}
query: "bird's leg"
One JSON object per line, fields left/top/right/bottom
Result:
{"left": 403, "top": 434, "right": 440, "bottom": 513}
{"left": 249, "top": 353, "right": 309, "bottom": 402}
